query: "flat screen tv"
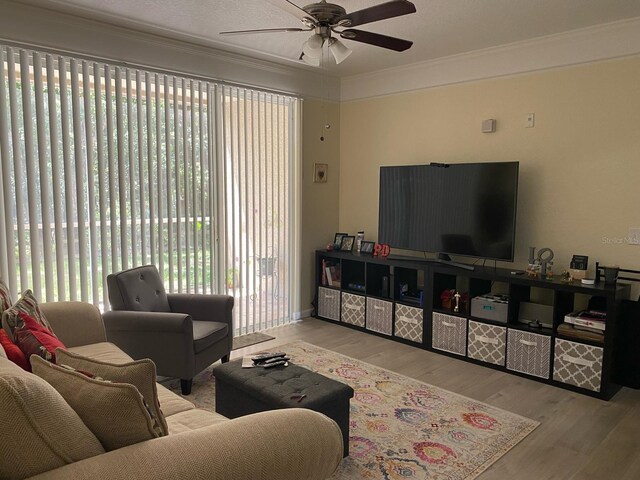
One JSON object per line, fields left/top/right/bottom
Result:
{"left": 378, "top": 162, "right": 519, "bottom": 262}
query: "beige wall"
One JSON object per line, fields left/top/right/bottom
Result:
{"left": 300, "top": 100, "right": 341, "bottom": 313}
{"left": 339, "top": 57, "right": 640, "bottom": 274}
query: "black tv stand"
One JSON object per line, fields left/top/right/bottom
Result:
{"left": 435, "top": 253, "right": 475, "bottom": 271}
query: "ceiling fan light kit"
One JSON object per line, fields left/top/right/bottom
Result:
{"left": 221, "top": 0, "right": 416, "bottom": 66}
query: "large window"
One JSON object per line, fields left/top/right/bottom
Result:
{"left": 0, "top": 44, "right": 299, "bottom": 334}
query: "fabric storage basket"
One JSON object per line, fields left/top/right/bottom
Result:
{"left": 394, "top": 304, "right": 423, "bottom": 343}
{"left": 553, "top": 339, "right": 604, "bottom": 392}
{"left": 318, "top": 287, "right": 340, "bottom": 321}
{"left": 506, "top": 329, "right": 551, "bottom": 379}
{"left": 467, "top": 320, "right": 507, "bottom": 366}
{"left": 366, "top": 298, "right": 393, "bottom": 335}
{"left": 341, "top": 292, "right": 365, "bottom": 327}
{"left": 432, "top": 313, "right": 467, "bottom": 356}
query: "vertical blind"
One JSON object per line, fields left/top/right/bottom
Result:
{"left": 0, "top": 44, "right": 299, "bottom": 334}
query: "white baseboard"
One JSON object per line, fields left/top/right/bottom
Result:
{"left": 294, "top": 309, "right": 313, "bottom": 321}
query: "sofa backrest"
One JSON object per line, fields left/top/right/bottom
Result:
{"left": 40, "top": 302, "right": 107, "bottom": 348}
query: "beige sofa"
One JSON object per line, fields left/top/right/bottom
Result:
{"left": 0, "top": 302, "right": 343, "bottom": 480}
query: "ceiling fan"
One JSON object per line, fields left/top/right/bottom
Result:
{"left": 220, "top": 0, "right": 417, "bottom": 66}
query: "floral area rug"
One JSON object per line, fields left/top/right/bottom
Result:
{"left": 166, "top": 341, "right": 539, "bottom": 479}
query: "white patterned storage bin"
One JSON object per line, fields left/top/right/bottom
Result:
{"left": 394, "top": 304, "right": 423, "bottom": 343}
{"left": 366, "top": 298, "right": 393, "bottom": 336}
{"left": 317, "top": 287, "right": 340, "bottom": 321}
{"left": 432, "top": 313, "right": 467, "bottom": 356}
{"left": 341, "top": 292, "right": 365, "bottom": 327}
{"left": 506, "top": 329, "right": 551, "bottom": 379}
{"left": 553, "top": 339, "right": 603, "bottom": 392}
{"left": 467, "top": 320, "right": 507, "bottom": 366}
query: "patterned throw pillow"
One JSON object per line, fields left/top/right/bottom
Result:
{"left": 2, "top": 289, "right": 54, "bottom": 340}
{"left": 0, "top": 329, "right": 31, "bottom": 371}
{"left": 0, "top": 280, "right": 11, "bottom": 317}
{"left": 14, "top": 312, "right": 66, "bottom": 363}
{"left": 31, "top": 355, "right": 165, "bottom": 451}
{"left": 55, "top": 349, "right": 168, "bottom": 436}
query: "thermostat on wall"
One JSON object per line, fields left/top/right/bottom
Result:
{"left": 482, "top": 119, "right": 496, "bottom": 133}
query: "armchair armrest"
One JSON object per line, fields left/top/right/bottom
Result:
{"left": 102, "top": 311, "right": 195, "bottom": 377}
{"left": 167, "top": 294, "right": 233, "bottom": 327}
{"left": 28, "top": 409, "right": 343, "bottom": 480}
{"left": 102, "top": 311, "right": 193, "bottom": 334}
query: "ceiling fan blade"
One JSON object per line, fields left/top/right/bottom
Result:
{"left": 340, "top": 29, "right": 413, "bottom": 52}
{"left": 220, "top": 27, "right": 311, "bottom": 35}
{"left": 335, "top": 0, "right": 416, "bottom": 27}
{"left": 266, "top": 0, "right": 313, "bottom": 22}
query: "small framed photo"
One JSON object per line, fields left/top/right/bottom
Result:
{"left": 340, "top": 235, "right": 355, "bottom": 252}
{"left": 360, "top": 241, "right": 375, "bottom": 254}
{"left": 334, "top": 233, "right": 347, "bottom": 249}
{"left": 314, "top": 163, "right": 328, "bottom": 183}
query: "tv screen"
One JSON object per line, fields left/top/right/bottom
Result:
{"left": 378, "top": 162, "right": 519, "bottom": 261}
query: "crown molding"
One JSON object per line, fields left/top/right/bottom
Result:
{"left": 1, "top": 0, "right": 341, "bottom": 101}
{"left": 341, "top": 16, "right": 640, "bottom": 102}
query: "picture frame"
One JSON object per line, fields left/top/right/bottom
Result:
{"left": 360, "top": 241, "right": 375, "bottom": 254}
{"left": 340, "top": 235, "right": 355, "bottom": 252}
{"left": 334, "top": 233, "right": 348, "bottom": 249}
{"left": 314, "top": 163, "right": 328, "bottom": 183}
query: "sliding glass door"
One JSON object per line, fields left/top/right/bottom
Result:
{"left": 0, "top": 44, "right": 299, "bottom": 333}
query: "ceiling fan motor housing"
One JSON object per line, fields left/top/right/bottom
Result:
{"left": 303, "top": 2, "right": 348, "bottom": 25}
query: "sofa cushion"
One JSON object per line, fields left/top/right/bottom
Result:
{"left": 15, "top": 312, "right": 66, "bottom": 363}
{"left": 2, "top": 289, "right": 54, "bottom": 341}
{"left": 68, "top": 341, "right": 134, "bottom": 363}
{"left": 165, "top": 408, "right": 228, "bottom": 434}
{"left": 0, "top": 279, "right": 11, "bottom": 316}
{"left": 31, "top": 355, "right": 164, "bottom": 451}
{"left": 0, "top": 328, "right": 30, "bottom": 371}
{"left": 193, "top": 321, "right": 228, "bottom": 353}
{"left": 156, "top": 383, "right": 196, "bottom": 417}
{"left": 0, "top": 357, "right": 105, "bottom": 479}
{"left": 56, "top": 348, "right": 168, "bottom": 436}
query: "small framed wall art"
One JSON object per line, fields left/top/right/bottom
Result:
{"left": 334, "top": 233, "right": 348, "bottom": 249}
{"left": 360, "top": 241, "right": 375, "bottom": 254}
{"left": 340, "top": 235, "right": 355, "bottom": 252}
{"left": 314, "top": 163, "right": 328, "bottom": 183}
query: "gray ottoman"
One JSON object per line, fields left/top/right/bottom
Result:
{"left": 213, "top": 361, "right": 354, "bottom": 457}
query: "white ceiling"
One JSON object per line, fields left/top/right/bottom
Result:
{"left": 23, "top": 0, "right": 640, "bottom": 77}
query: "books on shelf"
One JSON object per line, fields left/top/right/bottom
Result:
{"left": 564, "top": 310, "right": 606, "bottom": 331}
{"left": 322, "top": 260, "right": 341, "bottom": 288}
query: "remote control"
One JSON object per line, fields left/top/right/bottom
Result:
{"left": 263, "top": 356, "right": 290, "bottom": 364}
{"left": 263, "top": 360, "right": 288, "bottom": 368}
{"left": 251, "top": 352, "right": 286, "bottom": 363}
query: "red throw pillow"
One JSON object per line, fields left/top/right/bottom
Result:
{"left": 0, "top": 328, "right": 31, "bottom": 371}
{"left": 13, "top": 312, "right": 66, "bottom": 364}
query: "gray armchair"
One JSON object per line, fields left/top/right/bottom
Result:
{"left": 103, "top": 265, "right": 233, "bottom": 395}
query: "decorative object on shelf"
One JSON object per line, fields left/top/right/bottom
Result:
{"left": 340, "top": 235, "right": 355, "bottom": 252}
{"left": 333, "top": 232, "right": 347, "bottom": 250}
{"left": 602, "top": 265, "right": 620, "bottom": 285}
{"left": 313, "top": 163, "right": 328, "bottom": 183}
{"left": 355, "top": 231, "right": 364, "bottom": 252}
{"left": 569, "top": 254, "right": 588, "bottom": 280}
{"left": 440, "top": 289, "right": 468, "bottom": 313}
{"left": 527, "top": 246, "right": 554, "bottom": 278}
{"left": 373, "top": 243, "right": 391, "bottom": 258}
{"left": 360, "top": 241, "right": 375, "bottom": 254}
{"left": 471, "top": 294, "right": 509, "bottom": 323}
{"left": 325, "top": 243, "right": 334, "bottom": 251}
{"left": 560, "top": 271, "right": 573, "bottom": 283}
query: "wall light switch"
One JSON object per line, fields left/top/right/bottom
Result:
{"left": 525, "top": 113, "right": 535, "bottom": 128}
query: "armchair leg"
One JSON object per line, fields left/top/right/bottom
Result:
{"left": 180, "top": 379, "right": 193, "bottom": 395}
{"left": 221, "top": 354, "right": 229, "bottom": 363}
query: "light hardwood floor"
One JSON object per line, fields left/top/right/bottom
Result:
{"left": 232, "top": 318, "right": 640, "bottom": 480}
